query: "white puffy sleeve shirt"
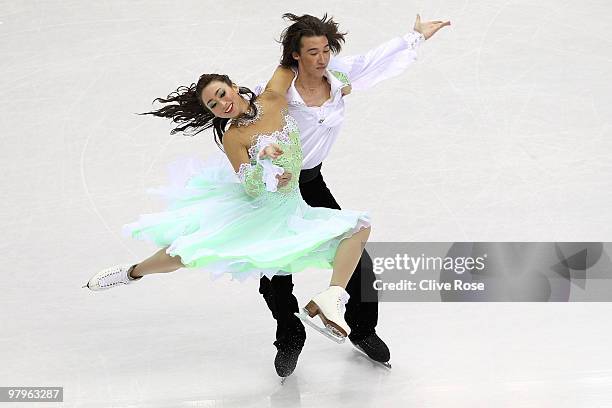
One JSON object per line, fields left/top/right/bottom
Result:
{"left": 255, "top": 31, "right": 425, "bottom": 170}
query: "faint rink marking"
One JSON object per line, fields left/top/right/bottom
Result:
{"left": 84, "top": 18, "right": 243, "bottom": 260}
{"left": 501, "top": 1, "right": 603, "bottom": 238}
{"left": 589, "top": 96, "right": 605, "bottom": 130}
{"left": 472, "top": 1, "right": 558, "bottom": 236}
{"left": 506, "top": 1, "right": 572, "bottom": 160}
{"left": 396, "top": 131, "right": 471, "bottom": 240}
{"left": 77, "top": 69, "right": 138, "bottom": 258}
{"left": 1, "top": 15, "right": 262, "bottom": 39}
{"left": 345, "top": 8, "right": 470, "bottom": 238}
{"left": 426, "top": 63, "right": 503, "bottom": 216}
{"left": 0, "top": 7, "right": 26, "bottom": 24}
{"left": 141, "top": 18, "right": 239, "bottom": 194}
{"left": 367, "top": 99, "right": 472, "bottom": 239}
{"left": 340, "top": 115, "right": 471, "bottom": 238}
{"left": 0, "top": 18, "right": 144, "bottom": 39}
{"left": 474, "top": 0, "right": 512, "bottom": 128}
{"left": 411, "top": 165, "right": 470, "bottom": 241}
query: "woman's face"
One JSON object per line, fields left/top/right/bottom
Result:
{"left": 200, "top": 80, "right": 241, "bottom": 118}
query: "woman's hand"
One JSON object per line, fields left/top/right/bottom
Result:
{"left": 276, "top": 171, "right": 292, "bottom": 188}
{"left": 413, "top": 14, "right": 451, "bottom": 40}
{"left": 259, "top": 143, "right": 284, "bottom": 160}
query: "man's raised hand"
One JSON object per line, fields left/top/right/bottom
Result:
{"left": 413, "top": 14, "right": 451, "bottom": 40}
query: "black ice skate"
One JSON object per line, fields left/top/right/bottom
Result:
{"left": 276, "top": 346, "right": 301, "bottom": 385}
{"left": 351, "top": 333, "right": 392, "bottom": 369}
{"left": 274, "top": 322, "right": 305, "bottom": 384}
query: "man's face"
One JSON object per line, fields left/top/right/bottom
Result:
{"left": 292, "top": 35, "right": 330, "bottom": 77}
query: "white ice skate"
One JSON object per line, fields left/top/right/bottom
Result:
{"left": 295, "top": 286, "right": 350, "bottom": 344}
{"left": 83, "top": 264, "right": 141, "bottom": 291}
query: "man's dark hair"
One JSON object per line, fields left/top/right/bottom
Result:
{"left": 278, "top": 13, "right": 347, "bottom": 68}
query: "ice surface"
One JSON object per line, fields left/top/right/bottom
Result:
{"left": 2, "top": 1, "right": 612, "bottom": 406}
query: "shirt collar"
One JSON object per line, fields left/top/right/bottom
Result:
{"left": 324, "top": 68, "right": 346, "bottom": 95}
{"left": 287, "top": 67, "right": 304, "bottom": 105}
{"left": 287, "top": 66, "right": 344, "bottom": 106}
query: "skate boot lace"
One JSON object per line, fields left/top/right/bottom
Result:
{"left": 322, "top": 291, "right": 350, "bottom": 337}
{"left": 99, "top": 265, "right": 128, "bottom": 288}
{"left": 337, "top": 290, "right": 350, "bottom": 315}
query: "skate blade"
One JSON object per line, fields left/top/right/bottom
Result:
{"left": 294, "top": 310, "right": 345, "bottom": 344}
{"left": 352, "top": 344, "right": 392, "bottom": 370}
{"left": 280, "top": 377, "right": 288, "bottom": 385}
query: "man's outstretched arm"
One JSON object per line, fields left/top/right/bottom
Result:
{"left": 328, "top": 14, "right": 450, "bottom": 91}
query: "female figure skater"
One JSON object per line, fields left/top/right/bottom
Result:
{"left": 84, "top": 66, "right": 371, "bottom": 343}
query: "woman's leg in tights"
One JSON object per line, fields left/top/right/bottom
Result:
{"left": 128, "top": 225, "right": 368, "bottom": 282}
{"left": 129, "top": 247, "right": 185, "bottom": 278}
{"left": 329, "top": 227, "right": 371, "bottom": 288}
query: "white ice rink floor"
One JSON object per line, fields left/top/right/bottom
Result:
{"left": 2, "top": 1, "right": 612, "bottom": 407}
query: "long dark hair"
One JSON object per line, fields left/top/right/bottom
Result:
{"left": 139, "top": 73, "right": 257, "bottom": 148}
{"left": 278, "top": 13, "right": 347, "bottom": 68}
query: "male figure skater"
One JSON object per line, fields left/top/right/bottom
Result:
{"left": 257, "top": 13, "right": 451, "bottom": 378}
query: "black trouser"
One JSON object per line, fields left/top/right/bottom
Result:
{"left": 258, "top": 163, "right": 379, "bottom": 344}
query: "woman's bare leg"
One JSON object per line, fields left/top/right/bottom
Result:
{"left": 329, "top": 227, "right": 371, "bottom": 288}
{"left": 129, "top": 247, "right": 185, "bottom": 278}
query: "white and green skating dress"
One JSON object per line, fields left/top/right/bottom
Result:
{"left": 122, "top": 108, "right": 370, "bottom": 281}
